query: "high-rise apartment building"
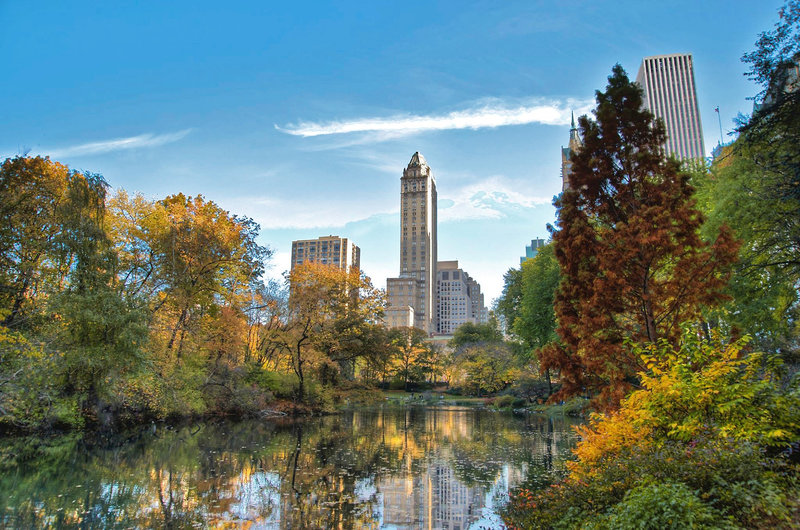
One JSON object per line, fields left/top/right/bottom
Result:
{"left": 435, "top": 261, "right": 488, "bottom": 335}
{"left": 636, "top": 53, "right": 705, "bottom": 161}
{"left": 386, "top": 152, "right": 438, "bottom": 333}
{"left": 290, "top": 235, "right": 360, "bottom": 272}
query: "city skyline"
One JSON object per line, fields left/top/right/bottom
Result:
{"left": 0, "top": 1, "right": 779, "bottom": 302}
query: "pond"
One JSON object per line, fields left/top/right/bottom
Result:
{"left": 0, "top": 406, "right": 580, "bottom": 529}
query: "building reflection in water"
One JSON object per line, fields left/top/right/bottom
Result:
{"left": 379, "top": 462, "right": 484, "bottom": 530}
{"left": 0, "top": 406, "right": 579, "bottom": 529}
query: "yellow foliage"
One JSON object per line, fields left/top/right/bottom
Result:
{"left": 570, "top": 334, "right": 799, "bottom": 478}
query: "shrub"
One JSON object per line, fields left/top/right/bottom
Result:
{"left": 502, "top": 333, "right": 800, "bottom": 529}
{"left": 247, "top": 367, "right": 298, "bottom": 399}
{"left": 495, "top": 395, "right": 516, "bottom": 408}
{"left": 597, "top": 481, "right": 729, "bottom": 530}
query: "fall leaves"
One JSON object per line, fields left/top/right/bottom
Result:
{"left": 543, "top": 66, "right": 740, "bottom": 408}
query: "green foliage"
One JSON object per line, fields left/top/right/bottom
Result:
{"left": 387, "top": 326, "right": 434, "bottom": 389}
{"left": 692, "top": 1, "right": 800, "bottom": 356}
{"left": 247, "top": 366, "right": 298, "bottom": 399}
{"left": 495, "top": 267, "right": 523, "bottom": 335}
{"left": 451, "top": 342, "right": 516, "bottom": 396}
{"left": 597, "top": 481, "right": 730, "bottom": 530}
{"left": 449, "top": 320, "right": 503, "bottom": 349}
{"left": 512, "top": 243, "right": 559, "bottom": 354}
{"left": 494, "top": 395, "right": 517, "bottom": 408}
{"left": 494, "top": 395, "right": 526, "bottom": 409}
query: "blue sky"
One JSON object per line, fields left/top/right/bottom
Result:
{"left": 0, "top": 1, "right": 780, "bottom": 302}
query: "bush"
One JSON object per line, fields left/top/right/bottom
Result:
{"left": 560, "top": 396, "right": 589, "bottom": 416}
{"left": 502, "top": 334, "right": 800, "bottom": 529}
{"left": 494, "top": 395, "right": 527, "bottom": 409}
{"left": 495, "top": 395, "right": 516, "bottom": 408}
{"left": 247, "top": 367, "right": 298, "bottom": 399}
{"left": 598, "top": 481, "right": 728, "bottom": 530}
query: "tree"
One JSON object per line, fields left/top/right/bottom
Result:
{"left": 449, "top": 320, "right": 503, "bottom": 350}
{"left": 0, "top": 156, "right": 71, "bottom": 328}
{"left": 513, "top": 243, "right": 559, "bottom": 354}
{"left": 152, "top": 194, "right": 269, "bottom": 357}
{"left": 696, "top": 146, "right": 799, "bottom": 353}
{"left": 694, "top": 1, "right": 800, "bottom": 355}
{"left": 46, "top": 170, "right": 148, "bottom": 420}
{"left": 278, "top": 262, "right": 385, "bottom": 399}
{"left": 387, "top": 326, "right": 431, "bottom": 390}
{"left": 512, "top": 243, "right": 560, "bottom": 394}
{"left": 451, "top": 342, "right": 515, "bottom": 396}
{"left": 543, "top": 65, "right": 740, "bottom": 408}
{"left": 495, "top": 267, "right": 523, "bottom": 335}
{"left": 739, "top": 1, "right": 799, "bottom": 280}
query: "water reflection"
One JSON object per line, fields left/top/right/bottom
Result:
{"left": 0, "top": 406, "right": 578, "bottom": 529}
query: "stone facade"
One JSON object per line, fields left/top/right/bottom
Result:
{"left": 290, "top": 235, "right": 360, "bottom": 272}
{"left": 386, "top": 152, "right": 438, "bottom": 333}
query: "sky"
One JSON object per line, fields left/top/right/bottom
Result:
{"left": 0, "top": 1, "right": 782, "bottom": 303}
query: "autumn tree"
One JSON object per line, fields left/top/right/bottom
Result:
{"left": 278, "top": 262, "right": 385, "bottom": 399}
{"left": 387, "top": 326, "right": 432, "bottom": 390}
{"left": 543, "top": 65, "right": 739, "bottom": 407}
{"left": 0, "top": 156, "right": 72, "bottom": 328}
{"left": 151, "top": 194, "right": 269, "bottom": 357}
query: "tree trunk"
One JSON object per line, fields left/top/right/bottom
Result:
{"left": 167, "top": 306, "right": 188, "bottom": 351}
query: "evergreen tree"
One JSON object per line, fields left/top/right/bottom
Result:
{"left": 543, "top": 65, "right": 739, "bottom": 408}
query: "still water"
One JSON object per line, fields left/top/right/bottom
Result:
{"left": 0, "top": 406, "right": 579, "bottom": 529}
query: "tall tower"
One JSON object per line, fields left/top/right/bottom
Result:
{"left": 561, "top": 112, "right": 582, "bottom": 191}
{"left": 636, "top": 54, "right": 705, "bottom": 161}
{"left": 386, "top": 152, "right": 438, "bottom": 333}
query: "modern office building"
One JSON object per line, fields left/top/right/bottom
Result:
{"left": 435, "top": 260, "right": 488, "bottom": 335}
{"left": 521, "top": 237, "right": 547, "bottom": 264}
{"left": 636, "top": 53, "right": 705, "bottom": 161}
{"left": 385, "top": 152, "right": 438, "bottom": 333}
{"left": 290, "top": 235, "right": 360, "bottom": 272}
{"left": 561, "top": 112, "right": 582, "bottom": 190}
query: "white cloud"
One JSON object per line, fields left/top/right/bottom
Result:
{"left": 439, "top": 175, "right": 551, "bottom": 222}
{"left": 277, "top": 97, "right": 593, "bottom": 138}
{"left": 48, "top": 129, "right": 193, "bottom": 157}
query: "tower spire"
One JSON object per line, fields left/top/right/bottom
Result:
{"left": 571, "top": 110, "right": 575, "bottom": 129}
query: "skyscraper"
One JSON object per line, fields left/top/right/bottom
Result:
{"left": 521, "top": 237, "right": 547, "bottom": 264}
{"left": 636, "top": 53, "right": 705, "bottom": 161}
{"left": 386, "top": 152, "right": 438, "bottom": 333}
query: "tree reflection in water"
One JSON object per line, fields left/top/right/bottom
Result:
{"left": 0, "top": 406, "right": 579, "bottom": 529}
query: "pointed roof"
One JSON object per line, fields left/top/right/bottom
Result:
{"left": 408, "top": 151, "right": 428, "bottom": 168}
{"left": 569, "top": 111, "right": 581, "bottom": 146}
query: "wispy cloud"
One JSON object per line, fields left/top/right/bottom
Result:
{"left": 277, "top": 97, "right": 593, "bottom": 138}
{"left": 49, "top": 129, "right": 193, "bottom": 157}
{"left": 439, "top": 175, "right": 551, "bottom": 222}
